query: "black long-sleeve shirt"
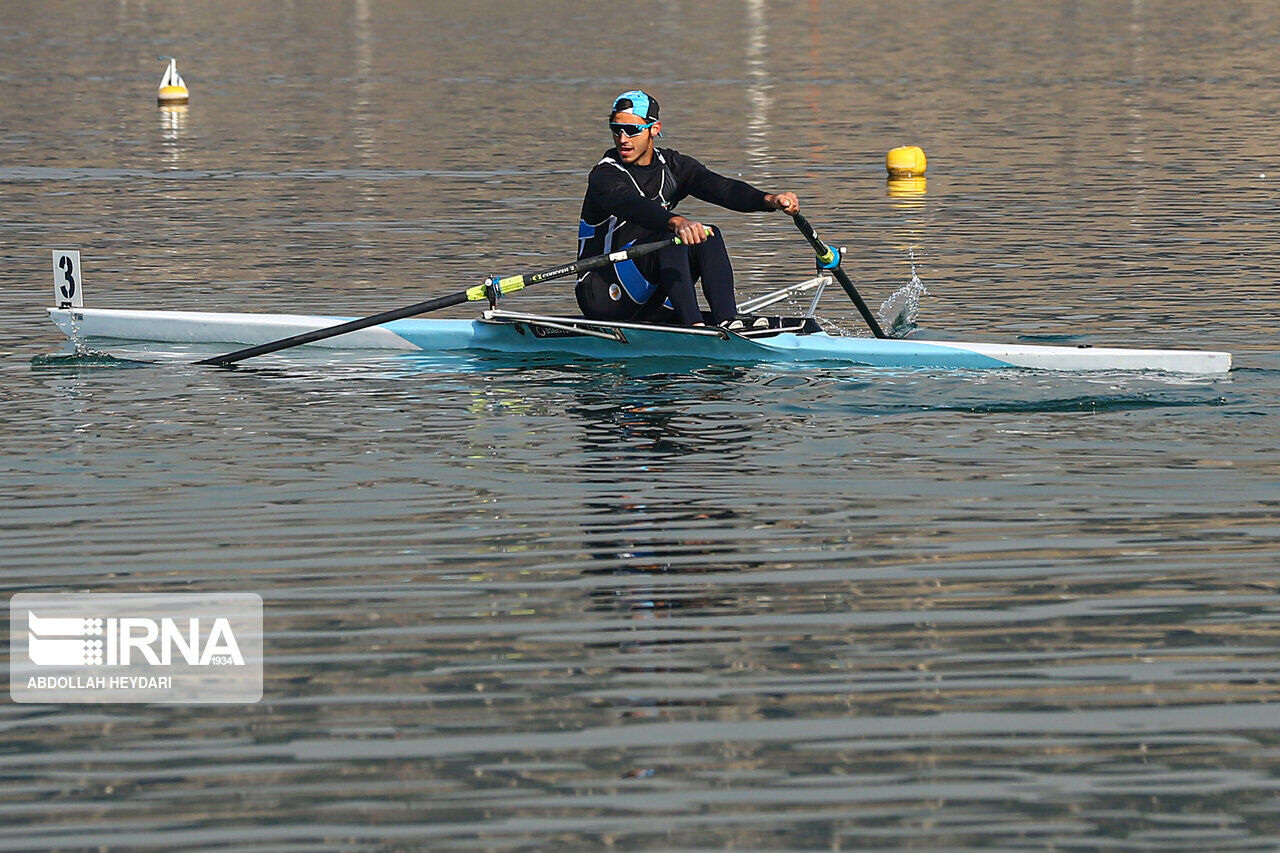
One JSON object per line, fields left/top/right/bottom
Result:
{"left": 578, "top": 147, "right": 772, "bottom": 265}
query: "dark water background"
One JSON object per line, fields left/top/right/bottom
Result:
{"left": 2, "top": 1, "right": 1278, "bottom": 848}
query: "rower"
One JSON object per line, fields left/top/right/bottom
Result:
{"left": 575, "top": 90, "right": 800, "bottom": 327}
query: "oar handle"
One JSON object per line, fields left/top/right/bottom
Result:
{"left": 790, "top": 212, "right": 888, "bottom": 340}
{"left": 196, "top": 234, "right": 689, "bottom": 367}
{"left": 791, "top": 212, "right": 840, "bottom": 269}
{"left": 466, "top": 234, "right": 688, "bottom": 304}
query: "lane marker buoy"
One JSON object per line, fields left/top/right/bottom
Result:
{"left": 886, "top": 145, "right": 926, "bottom": 178}
{"left": 157, "top": 56, "right": 189, "bottom": 105}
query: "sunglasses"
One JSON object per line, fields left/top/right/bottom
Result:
{"left": 609, "top": 120, "right": 657, "bottom": 138}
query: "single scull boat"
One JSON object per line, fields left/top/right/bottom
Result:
{"left": 46, "top": 255, "right": 1231, "bottom": 374}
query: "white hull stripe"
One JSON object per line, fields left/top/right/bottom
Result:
{"left": 50, "top": 307, "right": 423, "bottom": 350}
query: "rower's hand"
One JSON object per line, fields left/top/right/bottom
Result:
{"left": 764, "top": 192, "right": 800, "bottom": 215}
{"left": 670, "top": 215, "right": 710, "bottom": 245}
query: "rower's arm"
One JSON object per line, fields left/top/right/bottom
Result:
{"left": 674, "top": 152, "right": 772, "bottom": 213}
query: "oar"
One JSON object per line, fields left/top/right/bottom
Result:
{"left": 790, "top": 212, "right": 889, "bottom": 339}
{"left": 195, "top": 235, "right": 689, "bottom": 366}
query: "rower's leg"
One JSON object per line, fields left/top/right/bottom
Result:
{"left": 576, "top": 271, "right": 638, "bottom": 321}
{"left": 648, "top": 243, "right": 702, "bottom": 326}
{"left": 688, "top": 227, "right": 737, "bottom": 324}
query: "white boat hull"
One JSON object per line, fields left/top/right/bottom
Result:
{"left": 47, "top": 307, "right": 1232, "bottom": 374}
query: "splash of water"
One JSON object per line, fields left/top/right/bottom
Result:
{"left": 34, "top": 313, "right": 152, "bottom": 367}
{"left": 66, "top": 309, "right": 88, "bottom": 354}
{"left": 31, "top": 351, "right": 153, "bottom": 368}
{"left": 878, "top": 248, "right": 930, "bottom": 336}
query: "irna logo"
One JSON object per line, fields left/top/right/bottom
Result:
{"left": 27, "top": 610, "right": 246, "bottom": 667}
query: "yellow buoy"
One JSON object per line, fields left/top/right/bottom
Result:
{"left": 157, "top": 56, "right": 189, "bottom": 105}
{"left": 886, "top": 145, "right": 926, "bottom": 178}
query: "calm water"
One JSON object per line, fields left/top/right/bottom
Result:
{"left": 3, "top": 0, "right": 1279, "bottom": 848}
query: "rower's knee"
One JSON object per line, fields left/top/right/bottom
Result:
{"left": 692, "top": 224, "right": 728, "bottom": 256}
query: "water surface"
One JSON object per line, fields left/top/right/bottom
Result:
{"left": 2, "top": 1, "right": 1279, "bottom": 848}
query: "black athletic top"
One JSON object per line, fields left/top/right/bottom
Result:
{"left": 577, "top": 147, "right": 773, "bottom": 276}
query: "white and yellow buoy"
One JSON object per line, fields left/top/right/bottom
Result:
{"left": 886, "top": 145, "right": 927, "bottom": 178}
{"left": 157, "top": 56, "right": 189, "bottom": 105}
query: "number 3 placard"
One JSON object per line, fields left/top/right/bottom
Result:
{"left": 52, "top": 250, "right": 83, "bottom": 308}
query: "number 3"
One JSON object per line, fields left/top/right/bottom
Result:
{"left": 58, "top": 254, "right": 78, "bottom": 300}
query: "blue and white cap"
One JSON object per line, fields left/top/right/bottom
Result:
{"left": 610, "top": 90, "right": 660, "bottom": 121}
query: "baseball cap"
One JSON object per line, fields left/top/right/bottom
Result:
{"left": 610, "top": 90, "right": 660, "bottom": 121}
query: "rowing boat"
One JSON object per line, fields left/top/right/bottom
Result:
{"left": 46, "top": 272, "right": 1232, "bottom": 374}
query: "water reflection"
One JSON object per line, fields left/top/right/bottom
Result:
{"left": 580, "top": 500, "right": 745, "bottom": 724}
{"left": 565, "top": 368, "right": 757, "bottom": 459}
{"left": 743, "top": 0, "right": 771, "bottom": 165}
{"left": 159, "top": 104, "right": 188, "bottom": 140}
{"left": 886, "top": 175, "right": 927, "bottom": 204}
{"left": 565, "top": 382, "right": 767, "bottom": 718}
{"left": 881, "top": 175, "right": 932, "bottom": 330}
{"left": 158, "top": 105, "right": 189, "bottom": 169}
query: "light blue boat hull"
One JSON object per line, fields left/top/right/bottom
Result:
{"left": 383, "top": 317, "right": 1014, "bottom": 370}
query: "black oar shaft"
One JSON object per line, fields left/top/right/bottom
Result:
{"left": 194, "top": 292, "right": 469, "bottom": 366}
{"left": 791, "top": 212, "right": 888, "bottom": 339}
{"left": 196, "top": 235, "right": 683, "bottom": 366}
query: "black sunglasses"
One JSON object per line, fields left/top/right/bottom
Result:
{"left": 609, "top": 120, "right": 656, "bottom": 138}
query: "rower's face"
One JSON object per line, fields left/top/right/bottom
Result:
{"left": 611, "top": 111, "right": 659, "bottom": 166}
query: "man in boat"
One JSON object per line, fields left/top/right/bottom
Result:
{"left": 577, "top": 90, "right": 800, "bottom": 327}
